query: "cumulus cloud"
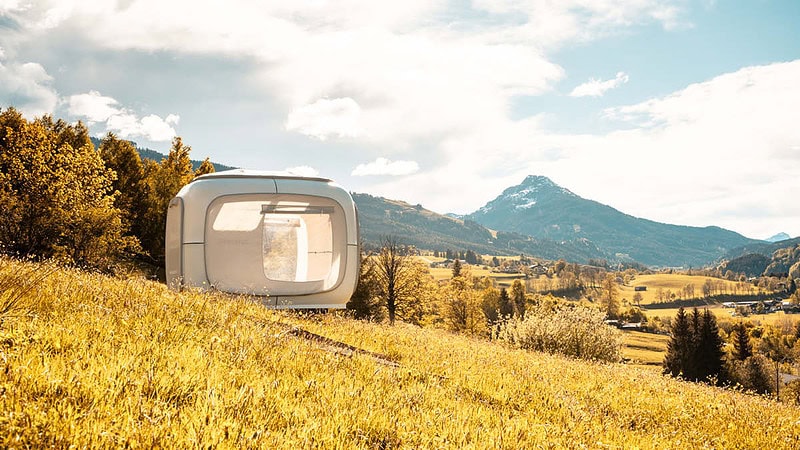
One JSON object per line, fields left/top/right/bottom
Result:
{"left": 285, "top": 97, "right": 362, "bottom": 141}
{"left": 352, "top": 158, "right": 420, "bottom": 176}
{"left": 285, "top": 165, "right": 320, "bottom": 177}
{"left": 67, "top": 90, "right": 178, "bottom": 141}
{"left": 10, "top": 1, "right": 796, "bottom": 237}
{"left": 362, "top": 60, "right": 800, "bottom": 239}
{"left": 569, "top": 72, "right": 629, "bottom": 97}
{"left": 67, "top": 90, "right": 119, "bottom": 123}
{"left": 0, "top": 60, "right": 58, "bottom": 117}
{"left": 0, "top": 0, "right": 27, "bottom": 14}
{"left": 551, "top": 60, "right": 800, "bottom": 238}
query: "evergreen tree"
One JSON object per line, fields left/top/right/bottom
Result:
{"left": 498, "top": 287, "right": 513, "bottom": 318}
{"left": 346, "top": 253, "right": 384, "bottom": 321}
{"left": 697, "top": 308, "right": 726, "bottom": 384}
{"left": 686, "top": 307, "right": 703, "bottom": 380}
{"left": 663, "top": 307, "right": 693, "bottom": 378}
{"left": 452, "top": 259, "right": 462, "bottom": 278}
{"left": 732, "top": 324, "right": 753, "bottom": 361}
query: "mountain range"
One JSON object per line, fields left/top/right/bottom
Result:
{"left": 465, "top": 176, "right": 764, "bottom": 267}
{"left": 123, "top": 144, "right": 791, "bottom": 268}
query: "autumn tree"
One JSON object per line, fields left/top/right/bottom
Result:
{"left": 194, "top": 157, "right": 216, "bottom": 176}
{"left": 98, "top": 133, "right": 148, "bottom": 244}
{"left": 632, "top": 291, "right": 643, "bottom": 308}
{"left": 372, "top": 237, "right": 434, "bottom": 325}
{"left": 139, "top": 136, "right": 195, "bottom": 261}
{"left": 600, "top": 273, "right": 620, "bottom": 318}
{"left": 0, "top": 108, "right": 132, "bottom": 267}
{"left": 479, "top": 282, "right": 501, "bottom": 326}
{"left": 444, "top": 269, "right": 483, "bottom": 333}
{"left": 510, "top": 279, "right": 526, "bottom": 318}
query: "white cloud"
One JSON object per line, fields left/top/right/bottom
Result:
{"left": 286, "top": 97, "right": 362, "bottom": 141}
{"left": 550, "top": 60, "right": 800, "bottom": 238}
{"left": 352, "top": 158, "right": 420, "bottom": 176}
{"left": 569, "top": 72, "right": 629, "bottom": 97}
{"left": 105, "top": 113, "right": 177, "bottom": 142}
{"left": 0, "top": 61, "right": 58, "bottom": 117}
{"left": 68, "top": 90, "right": 178, "bottom": 141}
{"left": 0, "top": 0, "right": 27, "bottom": 14}
{"left": 360, "top": 60, "right": 800, "bottom": 239}
{"left": 9, "top": 1, "right": 797, "bottom": 238}
{"left": 285, "top": 165, "right": 320, "bottom": 177}
{"left": 67, "top": 90, "right": 119, "bottom": 123}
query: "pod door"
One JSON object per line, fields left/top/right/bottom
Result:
{"left": 204, "top": 194, "right": 346, "bottom": 296}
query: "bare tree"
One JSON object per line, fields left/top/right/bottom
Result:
{"left": 374, "top": 236, "right": 423, "bottom": 324}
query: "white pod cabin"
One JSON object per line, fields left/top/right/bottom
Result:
{"left": 165, "top": 169, "right": 359, "bottom": 309}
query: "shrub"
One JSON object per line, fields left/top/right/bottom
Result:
{"left": 726, "top": 354, "right": 775, "bottom": 395}
{"left": 495, "top": 305, "right": 622, "bottom": 362}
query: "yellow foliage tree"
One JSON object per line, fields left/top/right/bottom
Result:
{"left": 0, "top": 108, "right": 133, "bottom": 267}
{"left": 139, "top": 137, "right": 195, "bottom": 261}
{"left": 444, "top": 271, "right": 485, "bottom": 334}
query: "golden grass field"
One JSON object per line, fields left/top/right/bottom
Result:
{"left": 620, "top": 274, "right": 757, "bottom": 305}
{"left": 2, "top": 258, "right": 800, "bottom": 448}
{"left": 621, "top": 331, "right": 670, "bottom": 368}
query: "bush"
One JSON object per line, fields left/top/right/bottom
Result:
{"left": 726, "top": 354, "right": 775, "bottom": 395}
{"left": 495, "top": 305, "right": 622, "bottom": 362}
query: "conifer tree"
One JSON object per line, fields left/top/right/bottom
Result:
{"left": 697, "top": 308, "right": 726, "bottom": 384}
{"left": 452, "top": 259, "right": 462, "bottom": 278}
{"left": 663, "top": 307, "right": 693, "bottom": 378}
{"left": 498, "top": 287, "right": 513, "bottom": 318}
{"left": 732, "top": 324, "right": 753, "bottom": 361}
{"left": 600, "top": 273, "right": 620, "bottom": 319}
{"left": 346, "top": 252, "right": 384, "bottom": 321}
{"left": 685, "top": 307, "right": 703, "bottom": 380}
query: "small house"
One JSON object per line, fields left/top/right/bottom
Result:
{"left": 165, "top": 170, "right": 359, "bottom": 309}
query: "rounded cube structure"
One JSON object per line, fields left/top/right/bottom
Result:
{"left": 165, "top": 169, "right": 359, "bottom": 309}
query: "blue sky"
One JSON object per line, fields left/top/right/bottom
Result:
{"left": 1, "top": 0, "right": 799, "bottom": 240}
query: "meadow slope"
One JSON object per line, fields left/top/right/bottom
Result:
{"left": 1, "top": 258, "right": 799, "bottom": 448}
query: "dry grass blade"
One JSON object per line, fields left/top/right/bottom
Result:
{"left": 0, "top": 257, "right": 56, "bottom": 320}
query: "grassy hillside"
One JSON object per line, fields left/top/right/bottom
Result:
{"left": 2, "top": 259, "right": 800, "bottom": 448}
